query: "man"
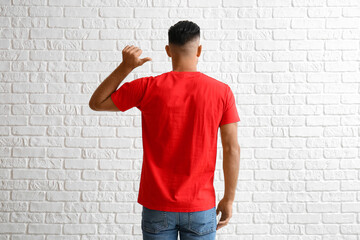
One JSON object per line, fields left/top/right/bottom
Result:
{"left": 89, "top": 20, "right": 241, "bottom": 240}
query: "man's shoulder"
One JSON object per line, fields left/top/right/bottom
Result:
{"left": 199, "top": 72, "right": 228, "bottom": 88}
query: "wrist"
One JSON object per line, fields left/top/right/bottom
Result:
{"left": 223, "top": 196, "right": 234, "bottom": 203}
{"left": 119, "top": 62, "right": 134, "bottom": 72}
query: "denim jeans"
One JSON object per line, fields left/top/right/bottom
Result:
{"left": 141, "top": 205, "right": 217, "bottom": 240}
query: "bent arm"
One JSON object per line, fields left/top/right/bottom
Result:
{"left": 89, "top": 62, "right": 133, "bottom": 111}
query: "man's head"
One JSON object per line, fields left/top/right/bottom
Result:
{"left": 165, "top": 20, "right": 202, "bottom": 60}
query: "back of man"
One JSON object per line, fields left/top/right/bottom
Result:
{"left": 110, "top": 69, "right": 240, "bottom": 212}
{"left": 91, "top": 19, "right": 241, "bottom": 239}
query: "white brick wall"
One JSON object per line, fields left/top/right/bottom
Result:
{"left": 1, "top": 0, "right": 360, "bottom": 239}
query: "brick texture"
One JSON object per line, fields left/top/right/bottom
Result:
{"left": 1, "top": 0, "right": 360, "bottom": 239}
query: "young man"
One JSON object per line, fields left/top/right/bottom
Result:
{"left": 89, "top": 20, "right": 240, "bottom": 240}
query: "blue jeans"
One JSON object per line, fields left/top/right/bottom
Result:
{"left": 141, "top": 205, "right": 217, "bottom": 240}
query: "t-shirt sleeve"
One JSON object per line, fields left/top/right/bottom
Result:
{"left": 110, "top": 76, "right": 150, "bottom": 112}
{"left": 219, "top": 85, "right": 240, "bottom": 127}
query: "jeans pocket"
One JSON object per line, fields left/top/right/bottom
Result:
{"left": 189, "top": 207, "right": 216, "bottom": 235}
{"left": 141, "top": 206, "right": 168, "bottom": 234}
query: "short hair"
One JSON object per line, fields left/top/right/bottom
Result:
{"left": 168, "top": 20, "right": 200, "bottom": 46}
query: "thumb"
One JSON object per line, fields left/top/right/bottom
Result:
{"left": 140, "top": 57, "right": 152, "bottom": 65}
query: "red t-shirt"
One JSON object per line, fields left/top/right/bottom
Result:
{"left": 111, "top": 71, "right": 240, "bottom": 212}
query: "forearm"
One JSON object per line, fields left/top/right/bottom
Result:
{"left": 222, "top": 147, "right": 240, "bottom": 202}
{"left": 89, "top": 62, "right": 133, "bottom": 108}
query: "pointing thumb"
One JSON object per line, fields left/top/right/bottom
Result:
{"left": 140, "top": 57, "right": 152, "bottom": 65}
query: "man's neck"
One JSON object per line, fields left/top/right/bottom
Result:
{"left": 171, "top": 58, "right": 197, "bottom": 72}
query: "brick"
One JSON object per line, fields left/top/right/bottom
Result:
{"left": 291, "top": 19, "right": 325, "bottom": 28}
{"left": 0, "top": 223, "right": 26, "bottom": 233}
{"left": 258, "top": 0, "right": 291, "bottom": 7}
{"left": 308, "top": 7, "right": 341, "bottom": 17}
{"left": 325, "top": 62, "right": 358, "bottom": 72}
{"left": 47, "top": 148, "right": 81, "bottom": 158}
{"left": 13, "top": 83, "right": 45, "bottom": 93}
{"left": 221, "top": 19, "right": 254, "bottom": 29}
{"left": 49, "top": 0, "right": 81, "bottom": 6}
{"left": 256, "top": 62, "right": 288, "bottom": 72}
{"left": 236, "top": 224, "right": 269, "bottom": 234}
{"left": 99, "top": 7, "right": 132, "bottom": 18}
{"left": 82, "top": 170, "right": 114, "bottom": 181}
{"left": 12, "top": 191, "right": 45, "bottom": 201}
{"left": 204, "top": 8, "right": 237, "bottom": 18}
{"left": 308, "top": 50, "right": 341, "bottom": 60}
{"left": 30, "top": 51, "right": 63, "bottom": 61}
{"left": 273, "top": 30, "right": 306, "bottom": 40}
{"left": 326, "top": 19, "right": 360, "bottom": 28}
{"left": 83, "top": 40, "right": 115, "bottom": 50}
{"left": 153, "top": 0, "right": 186, "bottom": 7}
{"left": 189, "top": 0, "right": 220, "bottom": 7}
{"left": 48, "top": 18, "right": 81, "bottom": 28}
{"left": 290, "top": 40, "right": 324, "bottom": 50}
{"left": 65, "top": 7, "right": 97, "bottom": 17}
{"left": 13, "top": 169, "right": 46, "bottom": 179}
{"left": 327, "top": 0, "right": 359, "bottom": 6}
{"left": 100, "top": 29, "right": 132, "bottom": 39}
{"left": 29, "top": 7, "right": 62, "bottom": 16}
{"left": 13, "top": 148, "right": 45, "bottom": 158}
{"left": 223, "top": 0, "right": 255, "bottom": 7}
{"left": 308, "top": 29, "right": 341, "bottom": 39}
{"left": 325, "top": 40, "right": 359, "bottom": 50}
{"left": 290, "top": 62, "right": 323, "bottom": 72}
{"left": 99, "top": 159, "right": 132, "bottom": 170}
{"left": 257, "top": 19, "right": 289, "bottom": 29}
{"left": 47, "top": 191, "right": 80, "bottom": 201}
{"left": 83, "top": 0, "right": 115, "bottom": 6}
{"left": 63, "top": 224, "right": 96, "bottom": 234}
{"left": 64, "top": 159, "right": 96, "bottom": 169}
{"left": 238, "top": 8, "right": 272, "bottom": 18}
{"left": 256, "top": 40, "right": 288, "bottom": 50}
{"left": 28, "top": 224, "right": 61, "bottom": 234}
{"left": 273, "top": 7, "right": 306, "bottom": 17}
{"left": 0, "top": 94, "right": 27, "bottom": 104}
{"left": 65, "top": 138, "right": 97, "bottom": 148}
{"left": 306, "top": 224, "right": 339, "bottom": 234}
{"left": 135, "top": 8, "right": 168, "bottom": 18}
{"left": 65, "top": 181, "right": 99, "bottom": 190}
{"left": 292, "top": 0, "right": 325, "bottom": 6}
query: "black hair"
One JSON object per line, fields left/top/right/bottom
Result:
{"left": 168, "top": 20, "right": 200, "bottom": 46}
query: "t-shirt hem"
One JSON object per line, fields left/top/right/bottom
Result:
{"left": 219, "top": 118, "right": 240, "bottom": 127}
{"left": 138, "top": 199, "right": 216, "bottom": 212}
{"left": 110, "top": 92, "right": 123, "bottom": 112}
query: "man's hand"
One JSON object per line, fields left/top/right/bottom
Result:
{"left": 216, "top": 198, "right": 233, "bottom": 230}
{"left": 121, "top": 45, "right": 152, "bottom": 70}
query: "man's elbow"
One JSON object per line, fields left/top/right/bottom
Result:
{"left": 89, "top": 101, "right": 98, "bottom": 111}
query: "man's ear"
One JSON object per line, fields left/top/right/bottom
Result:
{"left": 165, "top": 45, "right": 171, "bottom": 57}
{"left": 197, "top": 45, "right": 202, "bottom": 57}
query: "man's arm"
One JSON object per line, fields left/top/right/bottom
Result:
{"left": 220, "top": 122, "right": 240, "bottom": 202}
{"left": 89, "top": 45, "right": 151, "bottom": 111}
{"left": 216, "top": 122, "right": 240, "bottom": 230}
{"left": 89, "top": 62, "right": 133, "bottom": 111}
